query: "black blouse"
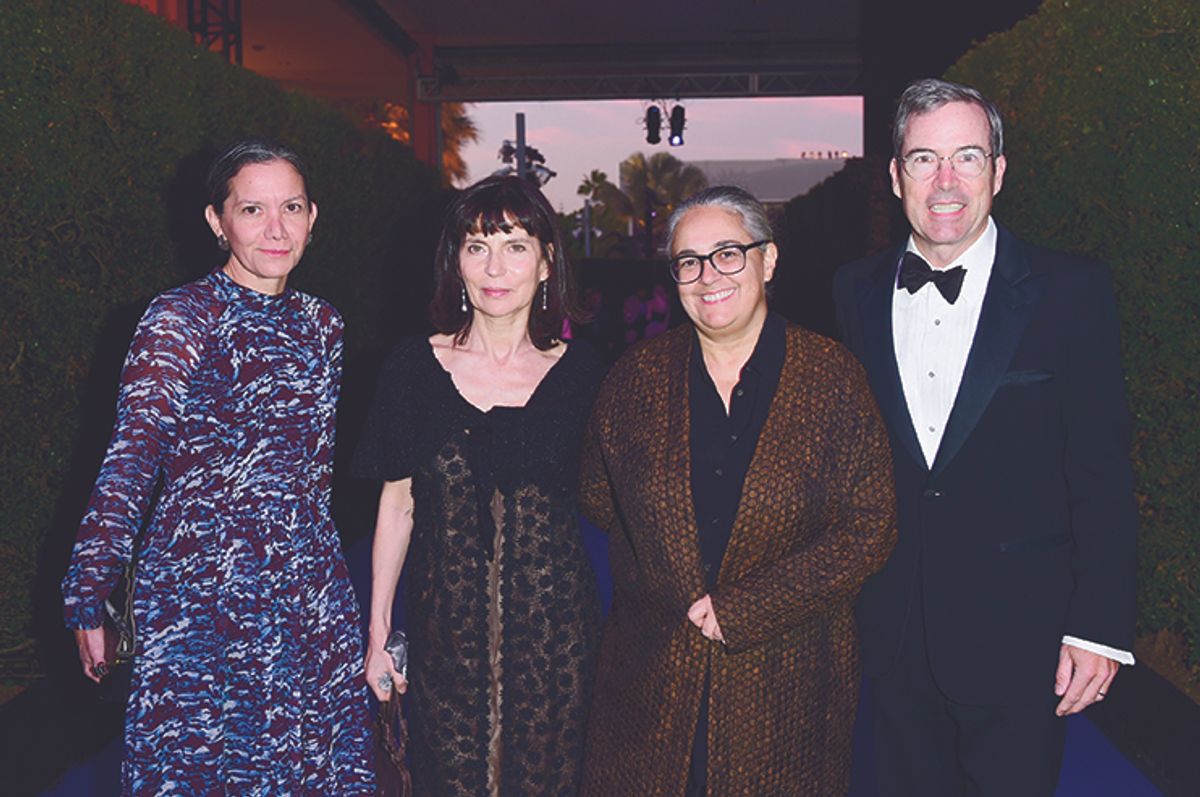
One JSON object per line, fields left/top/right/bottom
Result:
{"left": 354, "top": 337, "right": 608, "bottom": 551}
{"left": 688, "top": 312, "right": 787, "bottom": 592}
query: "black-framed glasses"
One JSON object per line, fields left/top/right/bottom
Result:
{"left": 897, "top": 146, "right": 995, "bottom": 180}
{"left": 668, "top": 239, "right": 771, "bottom": 284}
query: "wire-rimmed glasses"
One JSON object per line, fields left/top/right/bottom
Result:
{"left": 897, "top": 147, "right": 995, "bottom": 180}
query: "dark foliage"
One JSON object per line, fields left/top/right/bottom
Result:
{"left": 947, "top": 0, "right": 1200, "bottom": 688}
{"left": 773, "top": 156, "right": 905, "bottom": 337}
{"left": 0, "top": 0, "right": 445, "bottom": 662}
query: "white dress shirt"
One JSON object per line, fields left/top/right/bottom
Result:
{"left": 893, "top": 220, "right": 996, "bottom": 469}
{"left": 891, "top": 218, "right": 1133, "bottom": 666}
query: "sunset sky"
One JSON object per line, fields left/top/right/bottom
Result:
{"left": 459, "top": 96, "right": 864, "bottom": 212}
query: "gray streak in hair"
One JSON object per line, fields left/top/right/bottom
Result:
{"left": 665, "top": 185, "right": 774, "bottom": 254}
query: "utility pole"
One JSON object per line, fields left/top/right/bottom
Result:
{"left": 494, "top": 114, "right": 555, "bottom": 186}
{"left": 643, "top": 188, "right": 656, "bottom": 258}
{"left": 583, "top": 200, "right": 593, "bottom": 257}
{"left": 515, "top": 113, "right": 527, "bottom": 182}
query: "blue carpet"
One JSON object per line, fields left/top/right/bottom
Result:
{"left": 40, "top": 519, "right": 1161, "bottom": 796}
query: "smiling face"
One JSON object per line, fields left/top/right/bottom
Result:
{"left": 671, "top": 205, "right": 776, "bottom": 343}
{"left": 459, "top": 221, "right": 550, "bottom": 324}
{"left": 890, "top": 100, "right": 1006, "bottom": 267}
{"left": 204, "top": 159, "right": 317, "bottom": 295}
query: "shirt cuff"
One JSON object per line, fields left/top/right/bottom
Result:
{"left": 63, "top": 600, "right": 107, "bottom": 631}
{"left": 1062, "top": 636, "right": 1135, "bottom": 665}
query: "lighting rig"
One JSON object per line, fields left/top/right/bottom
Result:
{"left": 642, "top": 101, "right": 686, "bottom": 147}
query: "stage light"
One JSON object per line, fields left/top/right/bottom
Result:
{"left": 668, "top": 104, "right": 685, "bottom": 146}
{"left": 645, "top": 105, "right": 662, "bottom": 145}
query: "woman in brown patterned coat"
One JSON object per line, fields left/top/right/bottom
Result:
{"left": 578, "top": 186, "right": 897, "bottom": 796}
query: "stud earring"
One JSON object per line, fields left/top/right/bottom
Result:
{"left": 540, "top": 280, "right": 548, "bottom": 311}
{"left": 217, "top": 234, "right": 230, "bottom": 252}
{"left": 460, "top": 286, "right": 468, "bottom": 313}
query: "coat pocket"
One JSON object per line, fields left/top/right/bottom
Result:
{"left": 998, "top": 368, "right": 1055, "bottom": 387}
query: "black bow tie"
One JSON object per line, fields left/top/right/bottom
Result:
{"left": 898, "top": 251, "right": 967, "bottom": 304}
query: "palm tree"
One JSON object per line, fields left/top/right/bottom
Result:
{"left": 364, "top": 101, "right": 479, "bottom": 187}
{"left": 572, "top": 170, "right": 635, "bottom": 257}
{"left": 440, "top": 102, "right": 480, "bottom": 186}
{"left": 577, "top": 169, "right": 615, "bottom": 201}
{"left": 577, "top": 169, "right": 634, "bottom": 222}
{"left": 575, "top": 158, "right": 708, "bottom": 257}
{"left": 617, "top": 152, "right": 708, "bottom": 253}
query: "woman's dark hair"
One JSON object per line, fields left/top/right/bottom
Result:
{"left": 430, "top": 176, "right": 585, "bottom": 350}
{"left": 206, "top": 137, "right": 311, "bottom": 214}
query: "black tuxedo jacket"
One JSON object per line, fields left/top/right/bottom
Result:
{"left": 833, "top": 224, "right": 1137, "bottom": 705}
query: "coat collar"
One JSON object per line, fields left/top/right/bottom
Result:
{"left": 661, "top": 327, "right": 708, "bottom": 597}
{"left": 929, "top": 224, "right": 1041, "bottom": 475}
{"left": 719, "top": 326, "right": 801, "bottom": 585}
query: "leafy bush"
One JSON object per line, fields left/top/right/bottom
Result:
{"left": 0, "top": 0, "right": 443, "bottom": 654}
{"left": 775, "top": 156, "right": 904, "bottom": 337}
{"left": 947, "top": 0, "right": 1199, "bottom": 686}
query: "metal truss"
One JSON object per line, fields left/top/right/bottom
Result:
{"left": 416, "top": 68, "right": 861, "bottom": 102}
{"left": 188, "top": 0, "right": 243, "bottom": 64}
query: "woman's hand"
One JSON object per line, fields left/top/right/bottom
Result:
{"left": 365, "top": 638, "right": 407, "bottom": 701}
{"left": 74, "top": 626, "right": 115, "bottom": 683}
{"left": 687, "top": 594, "right": 725, "bottom": 644}
{"left": 365, "top": 479, "right": 414, "bottom": 702}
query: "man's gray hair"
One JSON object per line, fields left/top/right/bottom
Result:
{"left": 892, "top": 78, "right": 1005, "bottom": 160}
{"left": 665, "top": 185, "right": 773, "bottom": 254}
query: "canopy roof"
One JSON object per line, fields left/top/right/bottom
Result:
{"left": 246, "top": 0, "right": 863, "bottom": 103}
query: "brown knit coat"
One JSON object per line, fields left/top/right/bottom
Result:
{"left": 578, "top": 324, "right": 897, "bottom": 797}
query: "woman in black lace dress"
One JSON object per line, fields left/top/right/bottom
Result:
{"left": 355, "top": 177, "right": 604, "bottom": 796}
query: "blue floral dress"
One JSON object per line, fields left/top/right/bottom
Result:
{"left": 62, "top": 269, "right": 375, "bottom": 796}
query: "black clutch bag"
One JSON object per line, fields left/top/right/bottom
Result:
{"left": 104, "top": 560, "right": 137, "bottom": 665}
{"left": 95, "top": 560, "right": 136, "bottom": 702}
{"left": 375, "top": 630, "right": 412, "bottom": 797}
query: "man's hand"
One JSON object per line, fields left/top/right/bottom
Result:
{"left": 1054, "top": 644, "right": 1119, "bottom": 716}
{"left": 686, "top": 594, "right": 724, "bottom": 643}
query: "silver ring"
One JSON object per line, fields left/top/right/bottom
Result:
{"left": 1096, "top": 690, "right": 1107, "bottom": 698}
{"left": 378, "top": 673, "right": 393, "bottom": 694}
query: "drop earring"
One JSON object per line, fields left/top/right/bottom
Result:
{"left": 460, "top": 286, "right": 468, "bottom": 313}
{"left": 217, "top": 234, "right": 230, "bottom": 252}
{"left": 540, "top": 280, "right": 548, "bottom": 311}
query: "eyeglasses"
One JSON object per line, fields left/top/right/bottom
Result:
{"left": 668, "top": 240, "right": 771, "bottom": 284}
{"left": 897, "top": 147, "right": 995, "bottom": 180}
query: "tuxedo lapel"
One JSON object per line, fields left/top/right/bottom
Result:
{"left": 930, "top": 228, "right": 1042, "bottom": 476}
{"left": 858, "top": 248, "right": 926, "bottom": 470}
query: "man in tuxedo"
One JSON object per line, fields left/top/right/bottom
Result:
{"left": 833, "top": 78, "right": 1137, "bottom": 796}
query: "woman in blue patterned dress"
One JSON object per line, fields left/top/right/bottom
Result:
{"left": 62, "top": 139, "right": 375, "bottom": 795}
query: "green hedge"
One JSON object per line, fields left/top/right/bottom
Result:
{"left": 0, "top": 0, "right": 443, "bottom": 653}
{"left": 774, "top": 157, "right": 904, "bottom": 337}
{"left": 947, "top": 0, "right": 1200, "bottom": 680}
